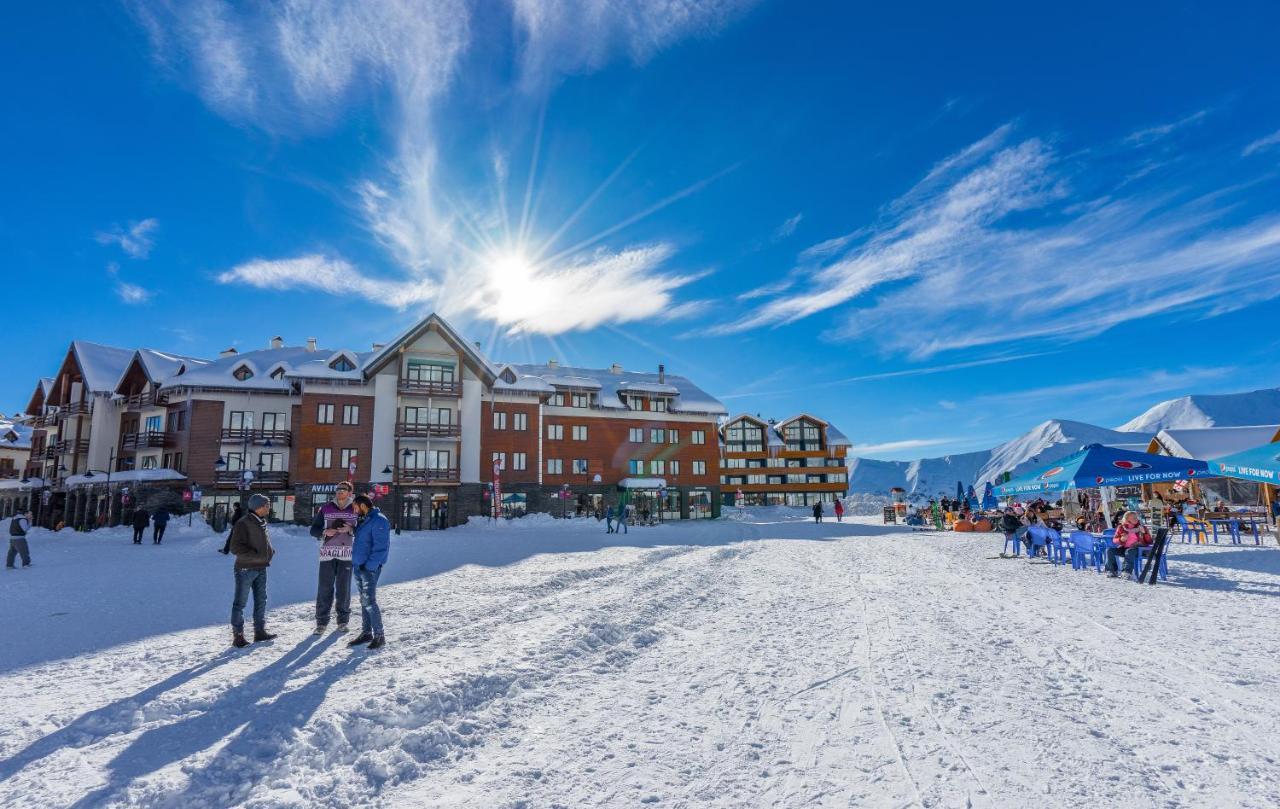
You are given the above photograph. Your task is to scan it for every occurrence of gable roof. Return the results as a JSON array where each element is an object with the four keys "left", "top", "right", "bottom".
[
  {"left": 49, "top": 341, "right": 136, "bottom": 400},
  {"left": 24, "top": 378, "right": 54, "bottom": 415},
  {"left": 495, "top": 363, "right": 726, "bottom": 415},
  {"left": 363, "top": 313, "right": 497, "bottom": 383},
  {"left": 1150, "top": 425, "right": 1280, "bottom": 461}
]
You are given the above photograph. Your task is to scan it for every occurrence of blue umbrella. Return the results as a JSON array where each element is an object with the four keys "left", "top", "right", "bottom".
[
  {"left": 981, "top": 481, "right": 998, "bottom": 510},
  {"left": 956, "top": 481, "right": 964, "bottom": 501},
  {"left": 966, "top": 484, "right": 978, "bottom": 502},
  {"left": 1207, "top": 441, "right": 1280, "bottom": 485},
  {"left": 993, "top": 444, "right": 1209, "bottom": 497}
]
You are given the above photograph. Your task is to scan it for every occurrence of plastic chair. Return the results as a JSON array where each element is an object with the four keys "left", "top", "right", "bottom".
[
  {"left": 1133, "top": 543, "right": 1169, "bottom": 581},
  {"left": 1026, "top": 524, "right": 1051, "bottom": 558},
  {"left": 1175, "top": 514, "right": 1207, "bottom": 544},
  {"left": 1047, "top": 528, "right": 1069, "bottom": 565},
  {"left": 1002, "top": 531, "right": 1021, "bottom": 557},
  {"left": 1069, "top": 531, "right": 1102, "bottom": 572}
]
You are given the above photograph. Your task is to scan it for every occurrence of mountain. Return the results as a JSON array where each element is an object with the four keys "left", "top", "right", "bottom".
[{"left": 1118, "top": 387, "right": 1280, "bottom": 433}]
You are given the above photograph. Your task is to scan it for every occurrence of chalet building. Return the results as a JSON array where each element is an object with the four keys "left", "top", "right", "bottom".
[
  {"left": 0, "top": 416, "right": 34, "bottom": 517},
  {"left": 718, "top": 414, "right": 851, "bottom": 507},
  {"left": 15, "top": 313, "right": 732, "bottom": 529}
]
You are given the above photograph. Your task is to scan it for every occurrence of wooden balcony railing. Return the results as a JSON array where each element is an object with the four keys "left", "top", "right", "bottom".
[
  {"left": 56, "top": 402, "right": 91, "bottom": 420},
  {"left": 397, "top": 467, "right": 460, "bottom": 484},
  {"left": 397, "top": 379, "right": 462, "bottom": 397},
  {"left": 120, "top": 431, "right": 168, "bottom": 451},
  {"left": 219, "top": 428, "right": 293, "bottom": 446},
  {"left": 213, "top": 470, "right": 290, "bottom": 488},
  {"left": 123, "top": 390, "right": 167, "bottom": 411},
  {"left": 395, "top": 421, "right": 461, "bottom": 438},
  {"left": 53, "top": 439, "right": 90, "bottom": 455}
]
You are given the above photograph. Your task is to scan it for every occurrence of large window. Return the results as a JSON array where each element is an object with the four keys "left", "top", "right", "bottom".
[
  {"left": 405, "top": 357, "right": 455, "bottom": 384},
  {"left": 691, "top": 430, "right": 706, "bottom": 445},
  {"left": 627, "top": 397, "right": 643, "bottom": 411},
  {"left": 629, "top": 427, "right": 644, "bottom": 443},
  {"left": 784, "top": 420, "right": 823, "bottom": 451},
  {"left": 492, "top": 411, "right": 507, "bottom": 430},
  {"left": 547, "top": 424, "right": 563, "bottom": 440},
  {"left": 316, "top": 404, "right": 334, "bottom": 425},
  {"left": 314, "top": 448, "right": 332, "bottom": 468},
  {"left": 651, "top": 398, "right": 667, "bottom": 412},
  {"left": 225, "top": 451, "right": 245, "bottom": 471},
  {"left": 650, "top": 460, "right": 665, "bottom": 475},
  {"left": 512, "top": 452, "right": 527, "bottom": 471},
  {"left": 572, "top": 425, "right": 588, "bottom": 441},
  {"left": 629, "top": 459, "right": 643, "bottom": 474},
  {"left": 650, "top": 428, "right": 665, "bottom": 443},
  {"left": 571, "top": 392, "right": 590, "bottom": 408},
  {"left": 330, "top": 355, "right": 355, "bottom": 372},
  {"left": 141, "top": 455, "right": 158, "bottom": 469},
  {"left": 228, "top": 411, "right": 249, "bottom": 430},
  {"left": 342, "top": 405, "right": 359, "bottom": 425},
  {"left": 513, "top": 412, "right": 527, "bottom": 431},
  {"left": 144, "top": 415, "right": 162, "bottom": 433},
  {"left": 669, "top": 460, "right": 680, "bottom": 476},
  {"left": 546, "top": 458, "right": 563, "bottom": 475},
  {"left": 166, "top": 410, "right": 186, "bottom": 432},
  {"left": 549, "top": 393, "right": 565, "bottom": 407},
  {"left": 572, "top": 458, "right": 589, "bottom": 474},
  {"left": 262, "top": 412, "right": 284, "bottom": 431},
  {"left": 668, "top": 429, "right": 679, "bottom": 444},
  {"left": 724, "top": 421, "right": 764, "bottom": 452},
  {"left": 260, "top": 452, "right": 284, "bottom": 472},
  {"left": 491, "top": 451, "right": 506, "bottom": 470},
  {"left": 692, "top": 460, "right": 707, "bottom": 475},
  {"left": 340, "top": 448, "right": 358, "bottom": 469}
]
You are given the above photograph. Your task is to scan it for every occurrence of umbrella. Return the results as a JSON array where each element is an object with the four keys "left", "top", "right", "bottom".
[
  {"left": 1207, "top": 441, "right": 1280, "bottom": 485},
  {"left": 966, "top": 484, "right": 977, "bottom": 502},
  {"left": 993, "top": 444, "right": 1209, "bottom": 497},
  {"left": 956, "top": 481, "right": 964, "bottom": 501},
  {"left": 981, "top": 481, "right": 998, "bottom": 510}
]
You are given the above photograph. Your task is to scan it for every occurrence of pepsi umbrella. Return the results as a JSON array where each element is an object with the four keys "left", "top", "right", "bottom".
[
  {"left": 993, "top": 444, "right": 1209, "bottom": 497},
  {"left": 981, "top": 481, "right": 998, "bottom": 510},
  {"left": 1207, "top": 441, "right": 1280, "bottom": 485},
  {"left": 966, "top": 484, "right": 978, "bottom": 502},
  {"left": 956, "top": 481, "right": 965, "bottom": 501}
]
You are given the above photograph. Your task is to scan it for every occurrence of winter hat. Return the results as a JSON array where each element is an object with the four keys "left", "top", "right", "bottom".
[{"left": 247, "top": 494, "right": 271, "bottom": 511}]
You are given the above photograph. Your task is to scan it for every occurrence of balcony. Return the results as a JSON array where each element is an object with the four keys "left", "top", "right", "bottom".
[
  {"left": 395, "top": 421, "right": 461, "bottom": 438},
  {"left": 219, "top": 428, "right": 293, "bottom": 446},
  {"left": 397, "top": 467, "right": 460, "bottom": 484},
  {"left": 121, "top": 431, "right": 168, "bottom": 451},
  {"left": 34, "top": 412, "right": 57, "bottom": 427},
  {"left": 123, "top": 390, "right": 167, "bottom": 411},
  {"left": 56, "top": 402, "right": 91, "bottom": 420},
  {"left": 54, "top": 439, "right": 90, "bottom": 456},
  {"left": 397, "top": 378, "right": 461, "bottom": 397},
  {"left": 213, "top": 470, "right": 290, "bottom": 488}
]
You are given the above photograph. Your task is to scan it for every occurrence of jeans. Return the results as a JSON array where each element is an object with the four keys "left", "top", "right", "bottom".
[
  {"left": 133, "top": 527, "right": 145, "bottom": 543},
  {"left": 153, "top": 523, "right": 167, "bottom": 543},
  {"left": 1106, "top": 546, "right": 1140, "bottom": 575},
  {"left": 231, "top": 568, "right": 269, "bottom": 632},
  {"left": 355, "top": 565, "right": 384, "bottom": 636},
  {"left": 605, "top": 517, "right": 614, "bottom": 533},
  {"left": 7, "top": 538, "right": 31, "bottom": 567},
  {"left": 316, "top": 559, "right": 353, "bottom": 626}
]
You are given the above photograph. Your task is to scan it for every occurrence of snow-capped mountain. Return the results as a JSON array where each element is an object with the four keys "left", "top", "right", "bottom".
[
  {"left": 848, "top": 419, "right": 1149, "bottom": 498},
  {"left": 1118, "top": 387, "right": 1280, "bottom": 433}
]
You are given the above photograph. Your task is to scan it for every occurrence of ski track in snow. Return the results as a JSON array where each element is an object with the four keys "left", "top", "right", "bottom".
[{"left": 1, "top": 514, "right": 1279, "bottom": 808}]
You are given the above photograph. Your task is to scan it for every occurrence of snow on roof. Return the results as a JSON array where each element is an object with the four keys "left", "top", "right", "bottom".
[
  {"left": 825, "top": 425, "right": 852, "bottom": 447},
  {"left": 497, "top": 363, "right": 726, "bottom": 414},
  {"left": 1154, "top": 425, "right": 1280, "bottom": 461},
  {"left": 39, "top": 378, "right": 54, "bottom": 396},
  {"left": 1, "top": 421, "right": 33, "bottom": 449},
  {"left": 136, "top": 348, "right": 209, "bottom": 385},
  {"left": 723, "top": 413, "right": 851, "bottom": 447},
  {"left": 0, "top": 477, "right": 42, "bottom": 491},
  {"left": 285, "top": 350, "right": 376, "bottom": 381},
  {"left": 64, "top": 468, "right": 187, "bottom": 487},
  {"left": 162, "top": 345, "right": 325, "bottom": 391},
  {"left": 617, "top": 477, "right": 668, "bottom": 489},
  {"left": 363, "top": 313, "right": 498, "bottom": 381},
  {"left": 71, "top": 341, "right": 136, "bottom": 394}
]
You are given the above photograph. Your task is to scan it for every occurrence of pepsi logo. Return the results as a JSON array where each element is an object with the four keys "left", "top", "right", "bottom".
[
  {"left": 1038, "top": 466, "right": 1064, "bottom": 480},
  {"left": 1112, "top": 460, "right": 1151, "bottom": 470}
]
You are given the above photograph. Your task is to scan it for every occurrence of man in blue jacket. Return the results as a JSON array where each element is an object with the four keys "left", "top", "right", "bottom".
[{"left": 347, "top": 494, "right": 390, "bottom": 650}]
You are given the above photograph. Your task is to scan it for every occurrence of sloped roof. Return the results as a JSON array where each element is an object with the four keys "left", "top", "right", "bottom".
[
  {"left": 1, "top": 421, "right": 33, "bottom": 450},
  {"left": 363, "top": 313, "right": 497, "bottom": 383},
  {"left": 496, "top": 363, "right": 726, "bottom": 415},
  {"left": 136, "top": 349, "right": 209, "bottom": 385},
  {"left": 163, "top": 345, "right": 325, "bottom": 392},
  {"left": 70, "top": 341, "right": 136, "bottom": 394},
  {"left": 1152, "top": 425, "right": 1280, "bottom": 461}
]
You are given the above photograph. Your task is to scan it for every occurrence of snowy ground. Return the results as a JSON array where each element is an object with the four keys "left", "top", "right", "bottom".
[{"left": 2, "top": 512, "right": 1279, "bottom": 808}]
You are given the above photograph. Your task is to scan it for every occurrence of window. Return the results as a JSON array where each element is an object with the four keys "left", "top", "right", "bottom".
[
  {"left": 513, "top": 412, "right": 527, "bottom": 431},
  {"left": 340, "top": 448, "right": 358, "bottom": 469},
  {"left": 342, "top": 405, "right": 359, "bottom": 425},
  {"left": 669, "top": 460, "right": 680, "bottom": 476},
  {"left": 405, "top": 357, "right": 455, "bottom": 385},
  {"left": 144, "top": 415, "right": 162, "bottom": 433},
  {"left": 650, "top": 428, "right": 665, "bottom": 443},
  {"left": 228, "top": 411, "right": 249, "bottom": 430},
  {"left": 259, "top": 452, "right": 284, "bottom": 472},
  {"left": 691, "top": 430, "right": 706, "bottom": 445},
  {"left": 435, "top": 407, "right": 453, "bottom": 425},
  {"left": 491, "top": 451, "right": 506, "bottom": 470},
  {"left": 572, "top": 458, "right": 589, "bottom": 474},
  {"left": 546, "top": 458, "right": 563, "bottom": 475},
  {"left": 629, "top": 427, "right": 644, "bottom": 443},
  {"left": 512, "top": 452, "right": 527, "bottom": 471},
  {"left": 724, "top": 458, "right": 746, "bottom": 469},
  {"left": 166, "top": 410, "right": 186, "bottom": 432},
  {"left": 571, "top": 392, "right": 589, "bottom": 408},
  {"left": 492, "top": 411, "right": 508, "bottom": 430},
  {"left": 402, "top": 449, "right": 427, "bottom": 469},
  {"left": 225, "top": 451, "right": 245, "bottom": 471},
  {"left": 651, "top": 398, "right": 667, "bottom": 412},
  {"left": 627, "top": 397, "right": 644, "bottom": 411},
  {"left": 650, "top": 460, "right": 665, "bottom": 475},
  {"left": 692, "top": 460, "right": 706, "bottom": 475},
  {"left": 270, "top": 367, "right": 286, "bottom": 380},
  {"left": 547, "top": 424, "right": 563, "bottom": 440},
  {"left": 317, "top": 403, "right": 334, "bottom": 424},
  {"left": 233, "top": 364, "right": 254, "bottom": 381},
  {"left": 429, "top": 449, "right": 451, "bottom": 470},
  {"left": 572, "top": 425, "right": 588, "bottom": 441},
  {"left": 262, "top": 412, "right": 284, "bottom": 431},
  {"left": 629, "top": 459, "right": 643, "bottom": 474},
  {"left": 668, "top": 429, "right": 679, "bottom": 444},
  {"left": 314, "top": 448, "right": 332, "bottom": 468},
  {"left": 330, "top": 355, "right": 356, "bottom": 372},
  {"left": 141, "top": 455, "right": 158, "bottom": 469},
  {"left": 549, "top": 393, "right": 565, "bottom": 407},
  {"left": 403, "top": 406, "right": 427, "bottom": 425}
]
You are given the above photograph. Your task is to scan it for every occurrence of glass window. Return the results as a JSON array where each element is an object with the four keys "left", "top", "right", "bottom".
[
  {"left": 315, "top": 448, "right": 332, "bottom": 468},
  {"left": 650, "top": 460, "right": 665, "bottom": 475},
  {"left": 513, "top": 412, "right": 527, "bottom": 431},
  {"left": 572, "top": 425, "right": 587, "bottom": 441},
  {"left": 317, "top": 404, "right": 334, "bottom": 424},
  {"left": 513, "top": 452, "right": 527, "bottom": 471},
  {"left": 546, "top": 458, "right": 563, "bottom": 474},
  {"left": 144, "top": 415, "right": 162, "bottom": 433},
  {"left": 571, "top": 392, "right": 589, "bottom": 408},
  {"left": 629, "top": 427, "right": 644, "bottom": 442},
  {"left": 491, "top": 451, "right": 506, "bottom": 470},
  {"left": 225, "top": 451, "right": 244, "bottom": 471},
  {"left": 691, "top": 430, "right": 705, "bottom": 445},
  {"left": 651, "top": 398, "right": 667, "bottom": 412},
  {"left": 330, "top": 355, "right": 356, "bottom": 372},
  {"left": 669, "top": 460, "right": 680, "bottom": 476},
  {"left": 228, "top": 411, "right": 248, "bottom": 430},
  {"left": 549, "top": 393, "right": 565, "bottom": 407},
  {"left": 141, "top": 455, "right": 158, "bottom": 469},
  {"left": 669, "top": 429, "right": 679, "bottom": 444},
  {"left": 340, "top": 448, "right": 358, "bottom": 468},
  {"left": 342, "top": 405, "right": 359, "bottom": 425},
  {"left": 572, "top": 458, "right": 589, "bottom": 474},
  {"left": 629, "top": 459, "right": 643, "bottom": 474},
  {"left": 492, "top": 411, "right": 507, "bottom": 430},
  {"left": 692, "top": 460, "right": 706, "bottom": 475},
  {"left": 429, "top": 449, "right": 451, "bottom": 469},
  {"left": 259, "top": 452, "right": 284, "bottom": 472},
  {"left": 547, "top": 424, "right": 563, "bottom": 440},
  {"left": 628, "top": 397, "right": 643, "bottom": 411},
  {"left": 262, "top": 412, "right": 283, "bottom": 431},
  {"left": 405, "top": 357, "right": 455, "bottom": 384},
  {"left": 402, "top": 449, "right": 427, "bottom": 469},
  {"left": 650, "top": 428, "right": 665, "bottom": 443},
  {"left": 233, "top": 365, "right": 253, "bottom": 381}
]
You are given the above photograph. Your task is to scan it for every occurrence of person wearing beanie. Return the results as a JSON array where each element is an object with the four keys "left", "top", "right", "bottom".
[
  {"left": 308, "top": 480, "right": 357, "bottom": 633},
  {"left": 347, "top": 494, "right": 391, "bottom": 650},
  {"left": 228, "top": 494, "right": 277, "bottom": 647}
]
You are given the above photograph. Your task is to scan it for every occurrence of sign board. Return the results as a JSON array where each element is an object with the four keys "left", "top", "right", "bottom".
[
  {"left": 182, "top": 490, "right": 192, "bottom": 503},
  {"left": 883, "top": 506, "right": 897, "bottom": 524},
  {"left": 191, "top": 488, "right": 202, "bottom": 502}
]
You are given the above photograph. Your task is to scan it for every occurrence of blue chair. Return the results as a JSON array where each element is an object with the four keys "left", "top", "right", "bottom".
[
  {"left": 1046, "top": 528, "right": 1069, "bottom": 565},
  {"left": 1003, "top": 531, "right": 1021, "bottom": 557},
  {"left": 1175, "top": 514, "right": 1207, "bottom": 544},
  {"left": 1026, "top": 524, "right": 1051, "bottom": 558},
  {"left": 1133, "top": 543, "right": 1169, "bottom": 581},
  {"left": 1069, "top": 531, "right": 1102, "bottom": 572}
]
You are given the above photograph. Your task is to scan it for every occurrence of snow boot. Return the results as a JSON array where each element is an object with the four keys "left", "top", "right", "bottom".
[
  {"left": 313, "top": 625, "right": 326, "bottom": 635},
  {"left": 232, "top": 632, "right": 249, "bottom": 648},
  {"left": 253, "top": 628, "right": 278, "bottom": 643},
  {"left": 367, "top": 635, "right": 386, "bottom": 650},
  {"left": 336, "top": 622, "right": 348, "bottom": 633},
  {"left": 347, "top": 632, "right": 373, "bottom": 647}
]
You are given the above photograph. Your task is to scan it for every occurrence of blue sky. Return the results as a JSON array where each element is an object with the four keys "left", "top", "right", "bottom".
[{"left": 5, "top": 1, "right": 1280, "bottom": 459}]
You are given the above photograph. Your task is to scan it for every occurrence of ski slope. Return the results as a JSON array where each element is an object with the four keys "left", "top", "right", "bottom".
[{"left": 1, "top": 514, "right": 1278, "bottom": 808}]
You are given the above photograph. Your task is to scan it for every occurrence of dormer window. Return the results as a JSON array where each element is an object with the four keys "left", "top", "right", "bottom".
[
  {"left": 270, "top": 367, "right": 286, "bottom": 380},
  {"left": 233, "top": 365, "right": 254, "bottom": 381},
  {"left": 330, "top": 356, "right": 356, "bottom": 372}
]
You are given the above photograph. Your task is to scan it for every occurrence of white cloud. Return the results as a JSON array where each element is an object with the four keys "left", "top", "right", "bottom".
[
  {"left": 1242, "top": 128, "right": 1280, "bottom": 157},
  {"left": 938, "top": 400, "right": 957, "bottom": 410},
  {"left": 95, "top": 218, "right": 159, "bottom": 258},
  {"left": 711, "top": 125, "right": 1280, "bottom": 358},
  {"left": 216, "top": 255, "right": 436, "bottom": 308},
  {"left": 772, "top": 212, "right": 803, "bottom": 241},
  {"left": 1123, "top": 108, "right": 1210, "bottom": 145},
  {"left": 106, "top": 262, "right": 153, "bottom": 304}
]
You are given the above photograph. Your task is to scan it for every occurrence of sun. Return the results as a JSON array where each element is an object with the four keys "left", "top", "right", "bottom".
[{"left": 485, "top": 249, "right": 555, "bottom": 325}]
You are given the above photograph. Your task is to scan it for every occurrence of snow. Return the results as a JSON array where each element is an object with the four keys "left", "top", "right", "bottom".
[
  {"left": 63, "top": 469, "right": 188, "bottom": 487},
  {"left": 500, "top": 363, "right": 728, "bottom": 415},
  {"left": 1119, "top": 387, "right": 1280, "bottom": 432},
  {"left": 1154, "top": 425, "right": 1280, "bottom": 460},
  {"left": 70, "top": 341, "right": 137, "bottom": 395},
  {"left": 3, "top": 514, "right": 1280, "bottom": 808}
]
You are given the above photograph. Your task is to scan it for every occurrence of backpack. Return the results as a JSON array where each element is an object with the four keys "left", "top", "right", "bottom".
[{"left": 9, "top": 517, "right": 26, "bottom": 537}]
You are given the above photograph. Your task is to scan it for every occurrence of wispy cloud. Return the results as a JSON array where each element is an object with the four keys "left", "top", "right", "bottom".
[
  {"left": 772, "top": 212, "right": 803, "bottom": 241},
  {"left": 131, "top": 1, "right": 753, "bottom": 336},
  {"left": 106, "top": 262, "right": 153, "bottom": 304},
  {"left": 216, "top": 255, "right": 436, "bottom": 307},
  {"left": 1123, "top": 108, "right": 1210, "bottom": 145},
  {"left": 710, "top": 124, "right": 1280, "bottom": 358},
  {"left": 95, "top": 218, "right": 158, "bottom": 258},
  {"left": 1243, "top": 128, "right": 1280, "bottom": 157}
]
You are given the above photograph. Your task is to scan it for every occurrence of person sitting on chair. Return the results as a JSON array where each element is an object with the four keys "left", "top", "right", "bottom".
[{"left": 1106, "top": 510, "right": 1152, "bottom": 578}]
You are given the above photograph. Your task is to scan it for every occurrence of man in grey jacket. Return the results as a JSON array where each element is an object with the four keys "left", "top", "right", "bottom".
[
  {"left": 7, "top": 510, "right": 33, "bottom": 568},
  {"left": 228, "top": 494, "right": 278, "bottom": 648}
]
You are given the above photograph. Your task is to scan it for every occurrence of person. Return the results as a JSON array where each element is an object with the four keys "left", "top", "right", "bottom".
[
  {"left": 151, "top": 506, "right": 171, "bottom": 544},
  {"left": 1106, "top": 510, "right": 1152, "bottom": 578},
  {"left": 348, "top": 494, "right": 390, "bottom": 650},
  {"left": 999, "top": 508, "right": 1023, "bottom": 554},
  {"left": 833, "top": 498, "right": 845, "bottom": 523},
  {"left": 220, "top": 502, "right": 244, "bottom": 554},
  {"left": 620, "top": 502, "right": 631, "bottom": 534},
  {"left": 130, "top": 506, "right": 149, "bottom": 544},
  {"left": 7, "top": 510, "right": 33, "bottom": 568},
  {"left": 1272, "top": 497, "right": 1280, "bottom": 526},
  {"left": 605, "top": 504, "right": 615, "bottom": 534},
  {"left": 940, "top": 496, "right": 951, "bottom": 515},
  {"left": 812, "top": 500, "right": 823, "bottom": 523},
  {"left": 228, "top": 494, "right": 277, "bottom": 647},
  {"left": 309, "top": 482, "right": 356, "bottom": 633}
]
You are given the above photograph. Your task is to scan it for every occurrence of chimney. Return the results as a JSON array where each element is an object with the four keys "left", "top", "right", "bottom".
[
  {"left": 609, "top": 363, "right": 623, "bottom": 375},
  {"left": 658, "top": 363, "right": 665, "bottom": 384},
  {"left": 306, "top": 337, "right": 318, "bottom": 352},
  {"left": 548, "top": 359, "right": 558, "bottom": 369},
  {"left": 219, "top": 347, "right": 238, "bottom": 358},
  {"left": 372, "top": 342, "right": 385, "bottom": 351},
  {"left": 270, "top": 336, "right": 284, "bottom": 349}
]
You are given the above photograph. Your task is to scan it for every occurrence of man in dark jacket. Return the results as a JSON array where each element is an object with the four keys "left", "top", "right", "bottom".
[
  {"left": 130, "top": 507, "right": 149, "bottom": 544},
  {"left": 152, "top": 506, "right": 171, "bottom": 544},
  {"left": 812, "top": 501, "right": 823, "bottom": 523},
  {"left": 219, "top": 502, "right": 244, "bottom": 555},
  {"left": 348, "top": 495, "right": 391, "bottom": 649},
  {"left": 228, "top": 494, "right": 277, "bottom": 647},
  {"left": 7, "top": 510, "right": 33, "bottom": 568}
]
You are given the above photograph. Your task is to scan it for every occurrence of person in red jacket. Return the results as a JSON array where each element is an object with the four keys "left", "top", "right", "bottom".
[
  {"left": 1106, "top": 510, "right": 1152, "bottom": 578},
  {"left": 833, "top": 499, "right": 845, "bottom": 522}
]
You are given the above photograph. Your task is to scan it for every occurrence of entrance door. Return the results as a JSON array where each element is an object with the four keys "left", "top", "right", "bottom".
[
  {"left": 429, "top": 493, "right": 450, "bottom": 530},
  {"left": 402, "top": 493, "right": 423, "bottom": 531}
]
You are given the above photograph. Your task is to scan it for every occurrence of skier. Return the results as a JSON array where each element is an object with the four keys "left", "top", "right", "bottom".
[
  {"left": 605, "top": 504, "right": 615, "bottom": 534},
  {"left": 833, "top": 498, "right": 845, "bottom": 523},
  {"left": 7, "top": 509, "right": 33, "bottom": 568},
  {"left": 219, "top": 502, "right": 244, "bottom": 555},
  {"left": 151, "top": 506, "right": 171, "bottom": 544},
  {"left": 309, "top": 481, "right": 356, "bottom": 633},
  {"left": 812, "top": 500, "right": 823, "bottom": 523},
  {"left": 130, "top": 506, "right": 149, "bottom": 544},
  {"left": 348, "top": 494, "right": 390, "bottom": 650},
  {"left": 1106, "top": 511, "right": 1152, "bottom": 578},
  {"left": 228, "top": 494, "right": 277, "bottom": 647}
]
